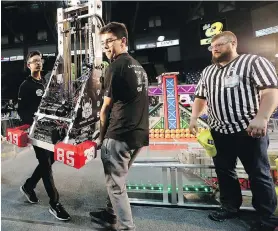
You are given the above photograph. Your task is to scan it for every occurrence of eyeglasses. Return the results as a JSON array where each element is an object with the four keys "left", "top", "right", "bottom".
[
  {"left": 28, "top": 59, "right": 45, "bottom": 64},
  {"left": 208, "top": 41, "right": 232, "bottom": 52},
  {"left": 101, "top": 38, "right": 119, "bottom": 49}
]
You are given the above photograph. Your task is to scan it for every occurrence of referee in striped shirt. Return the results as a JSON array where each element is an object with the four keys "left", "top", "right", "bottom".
[{"left": 190, "top": 31, "right": 278, "bottom": 231}]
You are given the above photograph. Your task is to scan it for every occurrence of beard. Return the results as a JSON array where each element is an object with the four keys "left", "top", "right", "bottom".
[{"left": 212, "top": 50, "right": 232, "bottom": 64}]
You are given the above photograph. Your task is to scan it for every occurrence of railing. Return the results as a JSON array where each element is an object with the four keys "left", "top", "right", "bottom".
[
  {"left": 269, "top": 118, "right": 278, "bottom": 132},
  {"left": 1, "top": 114, "right": 21, "bottom": 137},
  {"left": 126, "top": 139, "right": 278, "bottom": 210},
  {"left": 127, "top": 159, "right": 277, "bottom": 209}
]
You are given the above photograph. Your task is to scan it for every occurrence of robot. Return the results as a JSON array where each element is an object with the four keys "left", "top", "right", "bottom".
[{"left": 7, "top": 0, "right": 105, "bottom": 169}]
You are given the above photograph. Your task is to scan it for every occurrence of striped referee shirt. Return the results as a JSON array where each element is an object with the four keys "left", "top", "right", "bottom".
[{"left": 195, "top": 54, "right": 278, "bottom": 134}]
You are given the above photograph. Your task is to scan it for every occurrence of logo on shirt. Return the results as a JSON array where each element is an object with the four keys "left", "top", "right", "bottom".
[
  {"left": 81, "top": 98, "right": 93, "bottom": 119},
  {"left": 36, "top": 89, "right": 43, "bottom": 96},
  {"left": 135, "top": 70, "right": 148, "bottom": 92}
]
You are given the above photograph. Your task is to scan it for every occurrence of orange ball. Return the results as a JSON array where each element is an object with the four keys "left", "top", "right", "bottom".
[
  {"left": 171, "top": 129, "right": 176, "bottom": 134},
  {"left": 185, "top": 134, "right": 190, "bottom": 138},
  {"left": 176, "top": 134, "right": 180, "bottom": 139},
  {"left": 176, "top": 129, "right": 180, "bottom": 134},
  {"left": 180, "top": 129, "right": 185, "bottom": 134},
  {"left": 159, "top": 133, "right": 165, "bottom": 138},
  {"left": 155, "top": 129, "right": 160, "bottom": 134},
  {"left": 159, "top": 129, "right": 164, "bottom": 134},
  {"left": 165, "top": 134, "right": 171, "bottom": 139},
  {"left": 150, "top": 129, "right": 154, "bottom": 134},
  {"left": 180, "top": 133, "right": 184, "bottom": 138},
  {"left": 155, "top": 134, "right": 160, "bottom": 138},
  {"left": 171, "top": 134, "right": 176, "bottom": 139},
  {"left": 165, "top": 129, "right": 170, "bottom": 134},
  {"left": 185, "top": 128, "right": 190, "bottom": 134}
]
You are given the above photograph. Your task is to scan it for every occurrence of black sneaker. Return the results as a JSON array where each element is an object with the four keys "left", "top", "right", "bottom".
[
  {"left": 49, "top": 203, "right": 71, "bottom": 221},
  {"left": 250, "top": 222, "right": 276, "bottom": 231},
  {"left": 208, "top": 207, "right": 239, "bottom": 222},
  {"left": 90, "top": 210, "right": 117, "bottom": 227},
  {"left": 20, "top": 185, "right": 39, "bottom": 204}
]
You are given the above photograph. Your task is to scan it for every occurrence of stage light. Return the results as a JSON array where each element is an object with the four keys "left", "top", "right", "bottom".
[{"left": 157, "top": 36, "right": 165, "bottom": 42}]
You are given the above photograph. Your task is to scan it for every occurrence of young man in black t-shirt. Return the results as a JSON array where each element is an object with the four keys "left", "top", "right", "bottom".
[
  {"left": 89, "top": 22, "right": 149, "bottom": 230},
  {"left": 18, "top": 51, "right": 70, "bottom": 221}
]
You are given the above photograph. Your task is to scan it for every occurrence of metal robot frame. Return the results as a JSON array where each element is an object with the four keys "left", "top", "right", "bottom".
[{"left": 28, "top": 0, "right": 105, "bottom": 152}]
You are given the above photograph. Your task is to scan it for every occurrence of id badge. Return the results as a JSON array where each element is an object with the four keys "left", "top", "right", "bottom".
[{"left": 224, "top": 74, "right": 240, "bottom": 88}]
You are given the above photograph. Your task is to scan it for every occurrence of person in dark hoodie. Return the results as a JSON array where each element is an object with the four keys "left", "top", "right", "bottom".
[{"left": 18, "top": 51, "right": 71, "bottom": 221}]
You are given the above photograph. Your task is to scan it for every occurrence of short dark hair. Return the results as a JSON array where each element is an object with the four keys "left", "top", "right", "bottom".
[
  {"left": 26, "top": 50, "right": 42, "bottom": 62},
  {"left": 99, "top": 22, "right": 128, "bottom": 45}
]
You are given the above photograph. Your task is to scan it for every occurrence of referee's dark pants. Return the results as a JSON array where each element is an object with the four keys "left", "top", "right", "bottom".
[
  {"left": 211, "top": 130, "right": 278, "bottom": 228},
  {"left": 24, "top": 146, "right": 59, "bottom": 205}
]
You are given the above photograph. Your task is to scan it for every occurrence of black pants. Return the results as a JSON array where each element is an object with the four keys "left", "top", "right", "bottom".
[
  {"left": 211, "top": 130, "right": 278, "bottom": 228},
  {"left": 24, "top": 146, "right": 59, "bottom": 206}
]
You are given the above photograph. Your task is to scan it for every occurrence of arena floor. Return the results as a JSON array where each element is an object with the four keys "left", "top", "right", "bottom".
[{"left": 2, "top": 139, "right": 278, "bottom": 231}]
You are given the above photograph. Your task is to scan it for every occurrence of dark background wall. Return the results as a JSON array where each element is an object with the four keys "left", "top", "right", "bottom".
[{"left": 1, "top": 1, "right": 278, "bottom": 100}]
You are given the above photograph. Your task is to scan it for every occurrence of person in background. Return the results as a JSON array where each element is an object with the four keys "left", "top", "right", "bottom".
[
  {"left": 18, "top": 50, "right": 71, "bottom": 221},
  {"left": 189, "top": 31, "right": 278, "bottom": 231}
]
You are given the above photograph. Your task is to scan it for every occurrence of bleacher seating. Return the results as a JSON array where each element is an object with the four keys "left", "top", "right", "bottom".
[
  {"left": 181, "top": 70, "right": 202, "bottom": 84},
  {"left": 1, "top": 99, "right": 21, "bottom": 137}
]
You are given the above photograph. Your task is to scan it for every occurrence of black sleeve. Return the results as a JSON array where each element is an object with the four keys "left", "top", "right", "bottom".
[
  {"left": 122, "top": 63, "right": 146, "bottom": 100},
  {"left": 104, "top": 61, "right": 146, "bottom": 101},
  {"left": 104, "top": 65, "right": 115, "bottom": 99},
  {"left": 17, "top": 81, "right": 32, "bottom": 124}
]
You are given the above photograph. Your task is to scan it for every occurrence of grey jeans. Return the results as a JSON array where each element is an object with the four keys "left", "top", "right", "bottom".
[{"left": 101, "top": 138, "right": 138, "bottom": 231}]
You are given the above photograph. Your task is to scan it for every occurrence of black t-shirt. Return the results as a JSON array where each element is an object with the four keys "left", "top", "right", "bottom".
[
  {"left": 18, "top": 76, "right": 45, "bottom": 125},
  {"left": 104, "top": 53, "right": 149, "bottom": 149}
]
